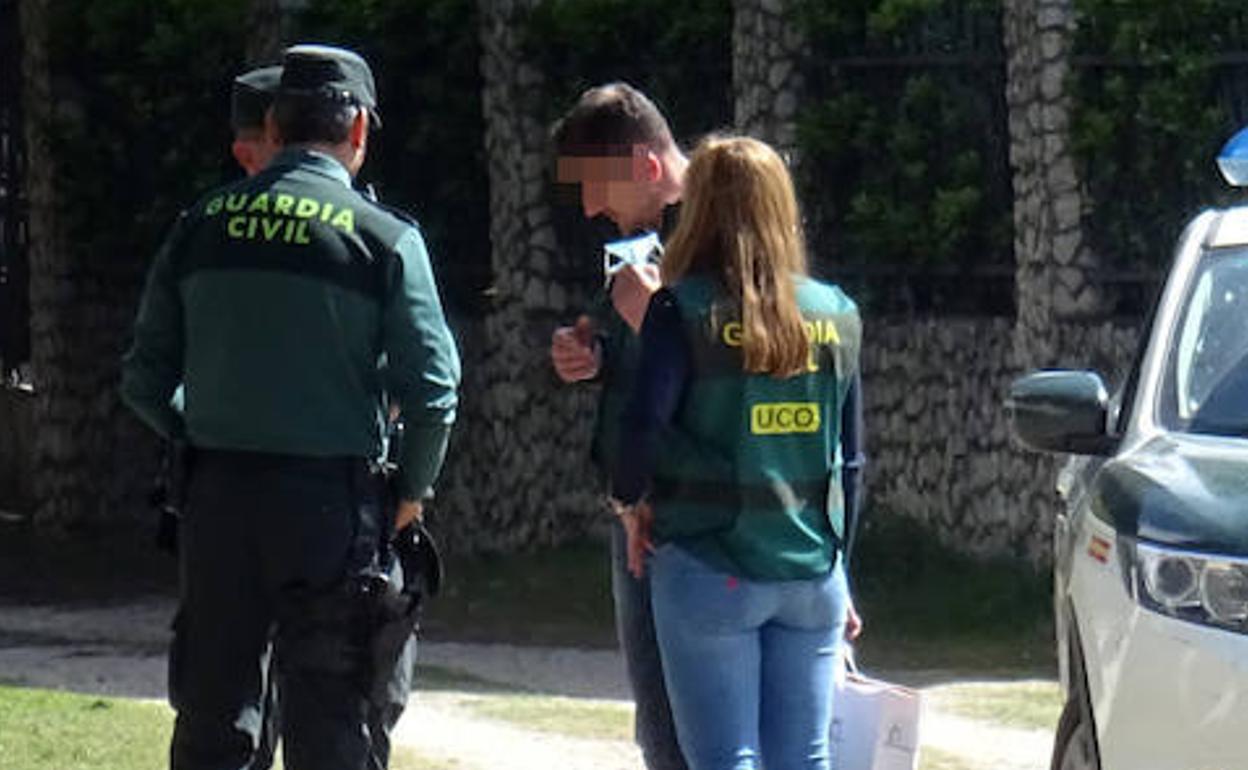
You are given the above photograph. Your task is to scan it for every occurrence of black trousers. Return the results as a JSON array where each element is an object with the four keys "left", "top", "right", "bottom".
[{"left": 169, "top": 451, "right": 408, "bottom": 770}]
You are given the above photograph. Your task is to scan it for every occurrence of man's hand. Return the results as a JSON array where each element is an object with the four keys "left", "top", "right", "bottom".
[
  {"left": 551, "top": 315, "right": 601, "bottom": 382},
  {"left": 610, "top": 263, "right": 661, "bottom": 334},
  {"left": 395, "top": 499, "right": 423, "bottom": 533},
  {"left": 845, "top": 600, "right": 864, "bottom": 642},
  {"left": 621, "top": 501, "right": 656, "bottom": 579}
]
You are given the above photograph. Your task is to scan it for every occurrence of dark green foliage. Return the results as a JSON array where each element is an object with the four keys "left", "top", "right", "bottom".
[
  {"left": 523, "top": 0, "right": 733, "bottom": 141},
  {"left": 799, "top": 73, "right": 1009, "bottom": 269},
  {"left": 44, "top": 0, "right": 251, "bottom": 276},
  {"left": 794, "top": 0, "right": 1014, "bottom": 314},
  {"left": 37, "top": 0, "right": 490, "bottom": 316},
  {"left": 297, "top": 0, "right": 491, "bottom": 316},
  {"left": 795, "top": 0, "right": 1001, "bottom": 55},
  {"left": 1072, "top": 0, "right": 1248, "bottom": 271}
]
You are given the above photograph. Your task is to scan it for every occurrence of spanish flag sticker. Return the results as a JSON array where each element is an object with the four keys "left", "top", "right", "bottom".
[{"left": 1088, "top": 535, "right": 1112, "bottom": 564}]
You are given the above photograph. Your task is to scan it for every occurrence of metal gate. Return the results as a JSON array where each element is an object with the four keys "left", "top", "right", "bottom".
[{"left": 0, "top": 0, "right": 29, "bottom": 384}]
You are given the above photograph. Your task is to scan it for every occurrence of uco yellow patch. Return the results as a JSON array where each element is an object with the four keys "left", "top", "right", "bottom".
[{"left": 750, "top": 402, "right": 820, "bottom": 435}]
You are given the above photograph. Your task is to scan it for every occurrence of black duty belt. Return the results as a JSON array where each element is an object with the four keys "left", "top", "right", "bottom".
[{"left": 193, "top": 447, "right": 368, "bottom": 476}]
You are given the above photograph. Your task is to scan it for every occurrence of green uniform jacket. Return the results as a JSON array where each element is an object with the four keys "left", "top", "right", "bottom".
[
  {"left": 121, "top": 149, "right": 461, "bottom": 500},
  {"left": 653, "top": 274, "right": 862, "bottom": 580}
]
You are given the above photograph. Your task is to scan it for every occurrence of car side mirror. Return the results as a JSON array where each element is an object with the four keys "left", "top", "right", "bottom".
[{"left": 1006, "top": 370, "right": 1116, "bottom": 455}]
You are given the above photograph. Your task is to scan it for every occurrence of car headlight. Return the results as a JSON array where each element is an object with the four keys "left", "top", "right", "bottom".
[{"left": 1131, "top": 540, "right": 1248, "bottom": 632}]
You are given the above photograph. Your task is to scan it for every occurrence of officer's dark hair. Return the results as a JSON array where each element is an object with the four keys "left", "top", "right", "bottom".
[
  {"left": 552, "top": 82, "right": 675, "bottom": 157},
  {"left": 272, "top": 91, "right": 360, "bottom": 146}
]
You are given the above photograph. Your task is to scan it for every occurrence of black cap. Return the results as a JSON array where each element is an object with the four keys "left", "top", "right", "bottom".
[
  {"left": 230, "top": 65, "right": 281, "bottom": 132},
  {"left": 279, "top": 44, "right": 380, "bottom": 127}
]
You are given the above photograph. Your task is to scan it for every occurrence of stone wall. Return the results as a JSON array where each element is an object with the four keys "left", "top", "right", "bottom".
[
  {"left": 862, "top": 317, "right": 1140, "bottom": 564},
  {"left": 432, "top": 312, "right": 1142, "bottom": 562}
]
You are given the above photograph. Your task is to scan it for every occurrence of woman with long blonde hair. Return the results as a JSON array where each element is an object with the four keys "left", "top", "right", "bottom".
[{"left": 611, "top": 135, "right": 864, "bottom": 770}]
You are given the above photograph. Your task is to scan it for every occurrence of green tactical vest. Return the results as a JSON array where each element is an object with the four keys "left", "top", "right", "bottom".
[{"left": 651, "top": 274, "right": 862, "bottom": 581}]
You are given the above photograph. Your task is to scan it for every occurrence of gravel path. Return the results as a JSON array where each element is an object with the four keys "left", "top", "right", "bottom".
[
  {"left": 0, "top": 596, "right": 1054, "bottom": 770},
  {"left": 403, "top": 691, "right": 642, "bottom": 770},
  {"left": 921, "top": 710, "right": 1054, "bottom": 770}
]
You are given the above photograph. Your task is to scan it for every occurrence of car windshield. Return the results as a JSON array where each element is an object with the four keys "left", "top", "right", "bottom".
[{"left": 1164, "top": 245, "right": 1248, "bottom": 436}]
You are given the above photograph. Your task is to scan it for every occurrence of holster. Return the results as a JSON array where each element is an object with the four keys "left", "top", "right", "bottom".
[
  {"left": 363, "top": 520, "right": 443, "bottom": 709},
  {"left": 273, "top": 446, "right": 444, "bottom": 711},
  {"left": 152, "top": 441, "right": 191, "bottom": 555}
]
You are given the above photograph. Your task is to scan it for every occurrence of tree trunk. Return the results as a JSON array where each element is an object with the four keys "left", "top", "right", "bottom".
[
  {"left": 20, "top": 0, "right": 106, "bottom": 530},
  {"left": 19, "top": 0, "right": 162, "bottom": 534},
  {"left": 245, "top": 0, "right": 290, "bottom": 64},
  {"left": 1002, "top": 0, "right": 1100, "bottom": 561},
  {"left": 433, "top": 0, "right": 601, "bottom": 552},
  {"left": 1005, "top": 0, "right": 1101, "bottom": 370},
  {"left": 1, "top": 0, "right": 29, "bottom": 380},
  {"left": 732, "top": 0, "right": 807, "bottom": 163}
]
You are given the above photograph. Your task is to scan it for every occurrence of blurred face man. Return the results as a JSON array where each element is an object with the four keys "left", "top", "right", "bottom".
[
  {"left": 232, "top": 126, "right": 279, "bottom": 176},
  {"left": 230, "top": 65, "right": 282, "bottom": 177},
  {"left": 557, "top": 147, "right": 671, "bottom": 235},
  {"left": 553, "top": 83, "right": 685, "bottom": 236}
]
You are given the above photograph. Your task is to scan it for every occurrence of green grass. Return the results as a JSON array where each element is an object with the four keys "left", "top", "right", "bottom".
[
  {"left": 0, "top": 686, "right": 171, "bottom": 770},
  {"left": 423, "top": 515, "right": 1057, "bottom": 677},
  {"left": 414, "top": 664, "right": 527, "bottom": 694},
  {"left": 422, "top": 540, "right": 617, "bottom": 648},
  {"left": 458, "top": 692, "right": 633, "bottom": 741},
  {"left": 0, "top": 685, "right": 465, "bottom": 770},
  {"left": 925, "top": 680, "right": 1062, "bottom": 732},
  {"left": 849, "top": 514, "right": 1056, "bottom": 676}
]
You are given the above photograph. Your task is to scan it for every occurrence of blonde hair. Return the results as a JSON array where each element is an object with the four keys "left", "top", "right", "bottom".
[{"left": 662, "top": 135, "right": 809, "bottom": 377}]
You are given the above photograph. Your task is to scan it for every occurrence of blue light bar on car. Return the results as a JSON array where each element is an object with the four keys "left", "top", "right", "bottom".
[{"left": 1217, "top": 126, "right": 1248, "bottom": 187}]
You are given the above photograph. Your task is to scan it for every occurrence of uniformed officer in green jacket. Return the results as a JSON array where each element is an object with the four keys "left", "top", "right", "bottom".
[{"left": 121, "top": 44, "right": 460, "bottom": 770}]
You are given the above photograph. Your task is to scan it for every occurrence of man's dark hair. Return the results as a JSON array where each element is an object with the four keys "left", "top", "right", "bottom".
[
  {"left": 272, "top": 92, "right": 359, "bottom": 146},
  {"left": 552, "top": 82, "right": 675, "bottom": 157}
]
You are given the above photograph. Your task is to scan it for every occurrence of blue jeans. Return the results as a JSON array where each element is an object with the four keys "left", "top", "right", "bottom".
[
  {"left": 650, "top": 544, "right": 848, "bottom": 770},
  {"left": 611, "top": 524, "right": 689, "bottom": 770}
]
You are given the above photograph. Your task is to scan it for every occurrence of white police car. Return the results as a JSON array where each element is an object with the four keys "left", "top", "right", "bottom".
[{"left": 1007, "top": 129, "right": 1248, "bottom": 770}]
